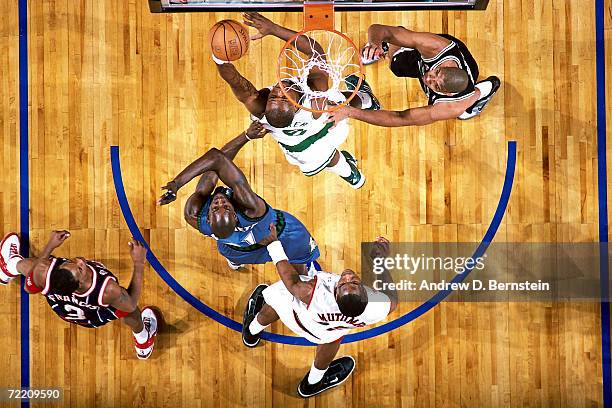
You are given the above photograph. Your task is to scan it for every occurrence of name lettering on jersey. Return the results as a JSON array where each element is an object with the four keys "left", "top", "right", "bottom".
[
  {"left": 316, "top": 312, "right": 366, "bottom": 328},
  {"left": 47, "top": 294, "right": 100, "bottom": 310}
]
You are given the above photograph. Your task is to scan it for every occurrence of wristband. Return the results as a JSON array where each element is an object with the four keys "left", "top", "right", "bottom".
[
  {"left": 212, "top": 55, "right": 230, "bottom": 65},
  {"left": 244, "top": 131, "right": 252, "bottom": 141},
  {"left": 267, "top": 240, "right": 288, "bottom": 265}
]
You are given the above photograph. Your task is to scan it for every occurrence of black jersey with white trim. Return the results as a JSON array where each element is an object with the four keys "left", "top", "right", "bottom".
[
  {"left": 42, "top": 257, "right": 124, "bottom": 328},
  {"left": 417, "top": 34, "right": 480, "bottom": 105}
]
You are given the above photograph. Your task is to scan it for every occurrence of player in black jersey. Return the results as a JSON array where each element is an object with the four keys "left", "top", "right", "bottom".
[
  {"left": 327, "top": 24, "right": 501, "bottom": 127},
  {"left": 0, "top": 230, "right": 160, "bottom": 360}
]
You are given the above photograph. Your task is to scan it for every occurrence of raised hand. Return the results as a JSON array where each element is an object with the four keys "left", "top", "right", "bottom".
[
  {"left": 242, "top": 12, "right": 277, "bottom": 40},
  {"left": 128, "top": 239, "right": 147, "bottom": 265},
  {"left": 258, "top": 223, "right": 278, "bottom": 246},
  {"left": 369, "top": 236, "right": 390, "bottom": 260},
  {"left": 325, "top": 105, "right": 353, "bottom": 127},
  {"left": 47, "top": 230, "right": 71, "bottom": 250},
  {"left": 361, "top": 43, "right": 386, "bottom": 62},
  {"left": 246, "top": 121, "right": 270, "bottom": 140},
  {"left": 158, "top": 181, "right": 179, "bottom": 206}
]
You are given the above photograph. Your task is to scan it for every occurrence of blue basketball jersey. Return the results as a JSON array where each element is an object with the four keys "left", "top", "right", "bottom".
[
  {"left": 197, "top": 187, "right": 319, "bottom": 265},
  {"left": 197, "top": 187, "right": 277, "bottom": 248}
]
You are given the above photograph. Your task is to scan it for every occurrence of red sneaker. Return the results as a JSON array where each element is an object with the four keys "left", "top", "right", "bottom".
[
  {"left": 0, "top": 233, "right": 22, "bottom": 284},
  {"left": 134, "top": 306, "right": 159, "bottom": 360}
]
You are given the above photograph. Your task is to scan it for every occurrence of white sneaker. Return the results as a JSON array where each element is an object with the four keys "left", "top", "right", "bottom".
[
  {"left": 134, "top": 307, "right": 159, "bottom": 360},
  {"left": 227, "top": 258, "right": 244, "bottom": 271},
  {"left": 0, "top": 233, "right": 22, "bottom": 284}
]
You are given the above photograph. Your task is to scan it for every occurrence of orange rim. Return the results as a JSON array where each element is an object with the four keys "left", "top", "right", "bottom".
[{"left": 277, "top": 28, "right": 364, "bottom": 114}]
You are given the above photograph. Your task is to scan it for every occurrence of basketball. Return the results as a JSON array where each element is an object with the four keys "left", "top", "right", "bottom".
[{"left": 209, "top": 20, "right": 250, "bottom": 61}]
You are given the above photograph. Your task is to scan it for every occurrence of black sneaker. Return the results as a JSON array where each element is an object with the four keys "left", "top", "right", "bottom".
[
  {"left": 242, "top": 284, "right": 268, "bottom": 348},
  {"left": 297, "top": 356, "right": 356, "bottom": 398},
  {"left": 344, "top": 74, "right": 381, "bottom": 110},
  {"left": 458, "top": 76, "right": 501, "bottom": 120},
  {"left": 340, "top": 151, "right": 366, "bottom": 189}
]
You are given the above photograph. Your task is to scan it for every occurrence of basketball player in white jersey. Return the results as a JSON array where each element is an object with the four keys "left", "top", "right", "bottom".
[
  {"left": 0, "top": 230, "right": 160, "bottom": 359},
  {"left": 327, "top": 24, "right": 501, "bottom": 126},
  {"left": 214, "top": 12, "right": 380, "bottom": 189},
  {"left": 242, "top": 227, "right": 397, "bottom": 397}
]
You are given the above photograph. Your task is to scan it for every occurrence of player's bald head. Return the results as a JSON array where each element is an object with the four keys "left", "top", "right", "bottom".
[
  {"left": 265, "top": 83, "right": 297, "bottom": 128},
  {"left": 439, "top": 67, "right": 469, "bottom": 93},
  {"left": 207, "top": 192, "right": 237, "bottom": 239},
  {"left": 265, "top": 105, "right": 295, "bottom": 128},
  {"left": 335, "top": 269, "right": 368, "bottom": 317}
]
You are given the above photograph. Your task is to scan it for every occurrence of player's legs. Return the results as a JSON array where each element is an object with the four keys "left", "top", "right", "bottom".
[
  {"left": 297, "top": 339, "right": 356, "bottom": 398},
  {"left": 121, "top": 307, "right": 144, "bottom": 333},
  {"left": 343, "top": 75, "right": 381, "bottom": 111},
  {"left": 242, "top": 283, "right": 279, "bottom": 347},
  {"left": 325, "top": 149, "right": 366, "bottom": 189},
  {"left": 122, "top": 306, "right": 160, "bottom": 360},
  {"left": 313, "top": 338, "right": 342, "bottom": 371}
]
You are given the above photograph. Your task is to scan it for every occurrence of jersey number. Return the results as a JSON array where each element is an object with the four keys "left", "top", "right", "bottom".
[
  {"left": 283, "top": 129, "right": 307, "bottom": 137},
  {"left": 64, "top": 305, "right": 86, "bottom": 320}
]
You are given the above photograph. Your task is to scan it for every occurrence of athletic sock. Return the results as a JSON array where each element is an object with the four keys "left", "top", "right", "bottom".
[
  {"left": 249, "top": 314, "right": 268, "bottom": 335},
  {"left": 355, "top": 91, "right": 373, "bottom": 109},
  {"left": 307, "top": 362, "right": 328, "bottom": 384},
  {"left": 6, "top": 256, "right": 23, "bottom": 277},
  {"left": 326, "top": 153, "right": 352, "bottom": 178},
  {"left": 133, "top": 327, "right": 149, "bottom": 344}
]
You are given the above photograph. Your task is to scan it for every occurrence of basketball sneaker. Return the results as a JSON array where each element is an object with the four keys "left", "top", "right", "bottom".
[
  {"left": 344, "top": 74, "right": 381, "bottom": 110},
  {"left": 242, "top": 284, "right": 268, "bottom": 348},
  {"left": 226, "top": 258, "right": 244, "bottom": 271},
  {"left": 458, "top": 76, "right": 501, "bottom": 120},
  {"left": 0, "top": 233, "right": 22, "bottom": 285},
  {"left": 360, "top": 42, "right": 389, "bottom": 65},
  {"left": 340, "top": 151, "right": 366, "bottom": 189},
  {"left": 134, "top": 307, "right": 159, "bottom": 360},
  {"left": 297, "top": 356, "right": 356, "bottom": 398}
]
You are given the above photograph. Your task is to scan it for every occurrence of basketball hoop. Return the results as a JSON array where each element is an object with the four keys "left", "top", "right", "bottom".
[{"left": 277, "top": 2, "right": 364, "bottom": 114}]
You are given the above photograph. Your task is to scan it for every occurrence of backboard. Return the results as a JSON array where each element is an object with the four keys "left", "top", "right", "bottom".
[{"left": 149, "top": 0, "right": 489, "bottom": 12}]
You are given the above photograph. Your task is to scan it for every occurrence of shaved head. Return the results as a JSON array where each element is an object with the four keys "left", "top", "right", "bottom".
[
  {"left": 335, "top": 269, "right": 368, "bottom": 317},
  {"left": 207, "top": 192, "right": 237, "bottom": 239},
  {"left": 440, "top": 67, "right": 469, "bottom": 93}
]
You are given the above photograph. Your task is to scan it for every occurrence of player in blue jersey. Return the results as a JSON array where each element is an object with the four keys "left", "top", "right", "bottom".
[{"left": 158, "top": 122, "right": 320, "bottom": 271}]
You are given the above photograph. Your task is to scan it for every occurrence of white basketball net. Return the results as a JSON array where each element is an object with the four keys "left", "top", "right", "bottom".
[{"left": 278, "top": 30, "right": 363, "bottom": 112}]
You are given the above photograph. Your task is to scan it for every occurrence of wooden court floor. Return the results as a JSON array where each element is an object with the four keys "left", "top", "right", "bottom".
[{"left": 1, "top": 0, "right": 612, "bottom": 406}]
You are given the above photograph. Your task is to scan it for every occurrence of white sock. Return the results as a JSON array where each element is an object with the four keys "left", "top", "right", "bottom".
[
  {"left": 6, "top": 256, "right": 23, "bottom": 277},
  {"left": 133, "top": 327, "right": 149, "bottom": 344},
  {"left": 307, "top": 362, "right": 328, "bottom": 384},
  {"left": 355, "top": 91, "right": 372, "bottom": 109},
  {"left": 249, "top": 314, "right": 268, "bottom": 335},
  {"left": 326, "top": 153, "right": 352, "bottom": 178}
]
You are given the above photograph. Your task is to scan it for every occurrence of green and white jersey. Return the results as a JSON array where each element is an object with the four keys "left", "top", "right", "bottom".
[{"left": 252, "top": 88, "right": 348, "bottom": 155}]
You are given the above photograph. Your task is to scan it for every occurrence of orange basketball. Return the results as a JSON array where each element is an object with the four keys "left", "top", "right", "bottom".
[{"left": 209, "top": 20, "right": 250, "bottom": 62}]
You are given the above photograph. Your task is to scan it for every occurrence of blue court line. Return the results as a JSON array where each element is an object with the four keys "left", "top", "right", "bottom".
[
  {"left": 111, "top": 141, "right": 515, "bottom": 346},
  {"left": 18, "top": 0, "right": 30, "bottom": 405},
  {"left": 595, "top": 0, "right": 611, "bottom": 405}
]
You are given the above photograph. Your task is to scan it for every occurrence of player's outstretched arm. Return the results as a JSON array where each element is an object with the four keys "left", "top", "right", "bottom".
[
  {"left": 369, "top": 237, "right": 398, "bottom": 313},
  {"left": 365, "top": 24, "right": 450, "bottom": 59},
  {"left": 102, "top": 239, "right": 147, "bottom": 313},
  {"left": 327, "top": 102, "right": 468, "bottom": 127},
  {"left": 159, "top": 123, "right": 268, "bottom": 212},
  {"left": 260, "top": 224, "right": 314, "bottom": 304},
  {"left": 216, "top": 62, "right": 267, "bottom": 116},
  {"left": 243, "top": 12, "right": 325, "bottom": 57}
]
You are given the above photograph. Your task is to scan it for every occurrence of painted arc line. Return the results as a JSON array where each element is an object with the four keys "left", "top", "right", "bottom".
[{"left": 111, "top": 141, "right": 516, "bottom": 346}]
